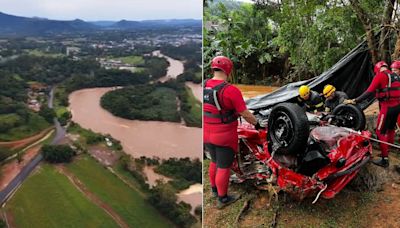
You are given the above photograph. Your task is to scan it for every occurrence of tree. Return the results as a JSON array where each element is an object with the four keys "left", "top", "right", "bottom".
[
  {"left": 348, "top": 0, "right": 399, "bottom": 63},
  {"left": 38, "top": 106, "right": 56, "bottom": 123},
  {"left": 42, "top": 144, "right": 76, "bottom": 163}
]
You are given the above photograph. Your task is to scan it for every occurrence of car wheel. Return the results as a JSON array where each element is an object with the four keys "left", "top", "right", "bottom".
[
  {"left": 267, "top": 103, "right": 309, "bottom": 155},
  {"left": 332, "top": 104, "right": 366, "bottom": 131}
]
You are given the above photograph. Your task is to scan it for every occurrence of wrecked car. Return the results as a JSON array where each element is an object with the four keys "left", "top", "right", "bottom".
[{"left": 231, "top": 102, "right": 372, "bottom": 202}]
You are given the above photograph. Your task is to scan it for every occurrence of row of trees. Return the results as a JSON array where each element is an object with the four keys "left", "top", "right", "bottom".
[
  {"left": 204, "top": 0, "right": 400, "bottom": 84},
  {"left": 155, "top": 157, "right": 202, "bottom": 190}
]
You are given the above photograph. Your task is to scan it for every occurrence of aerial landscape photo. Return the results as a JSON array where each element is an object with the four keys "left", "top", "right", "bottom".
[{"left": 0, "top": 0, "right": 202, "bottom": 227}]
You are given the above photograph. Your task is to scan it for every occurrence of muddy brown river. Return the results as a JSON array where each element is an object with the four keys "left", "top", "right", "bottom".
[
  {"left": 69, "top": 87, "right": 202, "bottom": 159},
  {"left": 69, "top": 52, "right": 202, "bottom": 212}
]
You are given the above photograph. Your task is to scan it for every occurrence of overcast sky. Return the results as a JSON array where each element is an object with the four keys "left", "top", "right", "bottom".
[{"left": 0, "top": 0, "right": 202, "bottom": 21}]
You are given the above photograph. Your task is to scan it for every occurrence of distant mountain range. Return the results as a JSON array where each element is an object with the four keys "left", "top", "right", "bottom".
[{"left": 0, "top": 12, "right": 201, "bottom": 36}]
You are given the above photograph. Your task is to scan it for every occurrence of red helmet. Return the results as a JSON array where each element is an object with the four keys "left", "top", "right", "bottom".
[
  {"left": 211, "top": 56, "right": 233, "bottom": 76},
  {"left": 390, "top": 60, "right": 400, "bottom": 69},
  {"left": 374, "top": 61, "right": 388, "bottom": 74}
]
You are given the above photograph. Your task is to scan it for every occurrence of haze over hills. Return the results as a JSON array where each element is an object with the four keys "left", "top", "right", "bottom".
[{"left": 0, "top": 11, "right": 201, "bottom": 36}]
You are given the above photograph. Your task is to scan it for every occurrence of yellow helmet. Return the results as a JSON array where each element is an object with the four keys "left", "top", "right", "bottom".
[
  {"left": 299, "top": 85, "right": 310, "bottom": 99},
  {"left": 323, "top": 84, "right": 336, "bottom": 98}
]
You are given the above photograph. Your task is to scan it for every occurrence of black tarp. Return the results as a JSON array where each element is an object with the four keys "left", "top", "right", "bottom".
[{"left": 246, "top": 41, "right": 375, "bottom": 111}]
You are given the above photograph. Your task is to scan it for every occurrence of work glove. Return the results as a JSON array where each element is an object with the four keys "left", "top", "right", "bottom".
[
  {"left": 254, "top": 118, "right": 264, "bottom": 130},
  {"left": 343, "top": 99, "right": 356, "bottom": 105}
]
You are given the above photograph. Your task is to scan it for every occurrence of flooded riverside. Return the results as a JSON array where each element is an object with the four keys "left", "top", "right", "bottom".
[
  {"left": 69, "top": 52, "right": 202, "bottom": 212},
  {"left": 153, "top": 50, "right": 185, "bottom": 82},
  {"left": 69, "top": 88, "right": 201, "bottom": 159}
]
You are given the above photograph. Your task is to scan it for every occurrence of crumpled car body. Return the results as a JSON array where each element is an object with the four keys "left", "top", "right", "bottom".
[{"left": 233, "top": 123, "right": 372, "bottom": 201}]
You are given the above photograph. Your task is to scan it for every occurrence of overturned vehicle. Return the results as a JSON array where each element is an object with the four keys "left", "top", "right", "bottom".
[
  {"left": 232, "top": 41, "right": 376, "bottom": 202},
  {"left": 234, "top": 102, "right": 371, "bottom": 202}
]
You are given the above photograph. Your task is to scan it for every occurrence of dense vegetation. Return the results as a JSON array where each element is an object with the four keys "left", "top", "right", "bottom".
[
  {"left": 155, "top": 157, "right": 202, "bottom": 190},
  {"left": 161, "top": 43, "right": 202, "bottom": 83},
  {"left": 204, "top": 0, "right": 400, "bottom": 84},
  {"left": 42, "top": 144, "right": 76, "bottom": 163},
  {"left": 101, "top": 84, "right": 181, "bottom": 122},
  {"left": 147, "top": 183, "right": 197, "bottom": 228}
]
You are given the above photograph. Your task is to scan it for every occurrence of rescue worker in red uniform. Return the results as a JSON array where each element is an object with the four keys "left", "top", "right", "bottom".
[
  {"left": 204, "top": 56, "right": 258, "bottom": 209},
  {"left": 392, "top": 62, "right": 400, "bottom": 134},
  {"left": 345, "top": 61, "right": 400, "bottom": 168}
]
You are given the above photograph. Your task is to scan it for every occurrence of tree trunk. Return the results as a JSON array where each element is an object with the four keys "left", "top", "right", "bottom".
[
  {"left": 392, "top": 1, "right": 400, "bottom": 60},
  {"left": 282, "top": 52, "right": 290, "bottom": 79},
  {"left": 393, "top": 33, "right": 400, "bottom": 60},
  {"left": 379, "top": 0, "right": 395, "bottom": 63},
  {"left": 349, "top": 0, "right": 378, "bottom": 63}
]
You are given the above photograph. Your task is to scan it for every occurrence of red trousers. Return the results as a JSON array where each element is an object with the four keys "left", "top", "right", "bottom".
[{"left": 375, "top": 102, "right": 400, "bottom": 157}]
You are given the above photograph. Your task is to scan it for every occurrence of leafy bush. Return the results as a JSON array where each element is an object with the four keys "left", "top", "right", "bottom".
[
  {"left": 42, "top": 144, "right": 76, "bottom": 163},
  {"left": 147, "top": 183, "right": 196, "bottom": 228}
]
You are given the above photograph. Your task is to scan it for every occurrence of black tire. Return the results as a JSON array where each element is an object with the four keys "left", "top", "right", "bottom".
[
  {"left": 332, "top": 104, "right": 366, "bottom": 131},
  {"left": 267, "top": 103, "right": 310, "bottom": 155}
]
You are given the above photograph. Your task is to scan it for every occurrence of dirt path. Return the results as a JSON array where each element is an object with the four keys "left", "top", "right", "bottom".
[
  {"left": 56, "top": 165, "right": 129, "bottom": 228},
  {"left": 0, "top": 145, "right": 42, "bottom": 191},
  {"left": 0, "top": 127, "right": 53, "bottom": 150}
]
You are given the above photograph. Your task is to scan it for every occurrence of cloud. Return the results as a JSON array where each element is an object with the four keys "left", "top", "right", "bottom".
[{"left": 0, "top": 0, "right": 202, "bottom": 20}]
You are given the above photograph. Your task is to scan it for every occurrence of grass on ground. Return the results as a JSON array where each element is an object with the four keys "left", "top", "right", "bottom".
[
  {"left": 0, "top": 113, "right": 50, "bottom": 141},
  {"left": 114, "top": 56, "right": 144, "bottom": 65},
  {"left": 66, "top": 155, "right": 173, "bottom": 228},
  {"left": 27, "top": 49, "right": 64, "bottom": 58},
  {"left": 5, "top": 164, "right": 118, "bottom": 228},
  {"left": 53, "top": 86, "right": 69, "bottom": 118}
]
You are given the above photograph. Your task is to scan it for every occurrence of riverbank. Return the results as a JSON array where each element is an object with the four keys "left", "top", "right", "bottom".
[{"left": 69, "top": 87, "right": 202, "bottom": 159}]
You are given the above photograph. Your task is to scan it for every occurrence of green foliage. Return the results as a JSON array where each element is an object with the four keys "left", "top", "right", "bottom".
[
  {"left": 273, "top": 0, "right": 365, "bottom": 78},
  {"left": 204, "top": 1, "right": 280, "bottom": 84},
  {"left": 0, "top": 219, "right": 6, "bottom": 228},
  {"left": 181, "top": 87, "right": 202, "bottom": 127},
  {"left": 38, "top": 106, "right": 56, "bottom": 123},
  {"left": 42, "top": 144, "right": 76, "bottom": 163},
  {"left": 0, "top": 112, "right": 50, "bottom": 141},
  {"left": 67, "top": 122, "right": 104, "bottom": 145},
  {"left": 155, "top": 157, "right": 202, "bottom": 187},
  {"left": 143, "top": 56, "right": 169, "bottom": 80},
  {"left": 0, "top": 72, "right": 27, "bottom": 101},
  {"left": 148, "top": 182, "right": 197, "bottom": 228},
  {"left": 0, "top": 147, "right": 15, "bottom": 162},
  {"left": 101, "top": 85, "right": 181, "bottom": 122},
  {"left": 0, "top": 113, "right": 22, "bottom": 133},
  {"left": 204, "top": 0, "right": 380, "bottom": 83}
]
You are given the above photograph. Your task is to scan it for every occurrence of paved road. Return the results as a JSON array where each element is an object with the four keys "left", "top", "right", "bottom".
[{"left": 0, "top": 87, "right": 66, "bottom": 205}]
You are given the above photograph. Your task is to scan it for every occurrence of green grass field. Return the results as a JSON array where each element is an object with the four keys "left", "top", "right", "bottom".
[
  {"left": 27, "top": 49, "right": 64, "bottom": 58},
  {"left": 0, "top": 112, "right": 51, "bottom": 141},
  {"left": 115, "top": 56, "right": 144, "bottom": 65},
  {"left": 5, "top": 164, "right": 119, "bottom": 228},
  {"left": 66, "top": 155, "right": 172, "bottom": 228}
]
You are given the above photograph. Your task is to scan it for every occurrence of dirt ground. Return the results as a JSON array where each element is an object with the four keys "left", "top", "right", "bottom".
[
  {"left": 0, "top": 127, "right": 53, "bottom": 150},
  {"left": 203, "top": 150, "right": 400, "bottom": 228},
  {"left": 0, "top": 145, "right": 42, "bottom": 191},
  {"left": 87, "top": 145, "right": 120, "bottom": 167}
]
